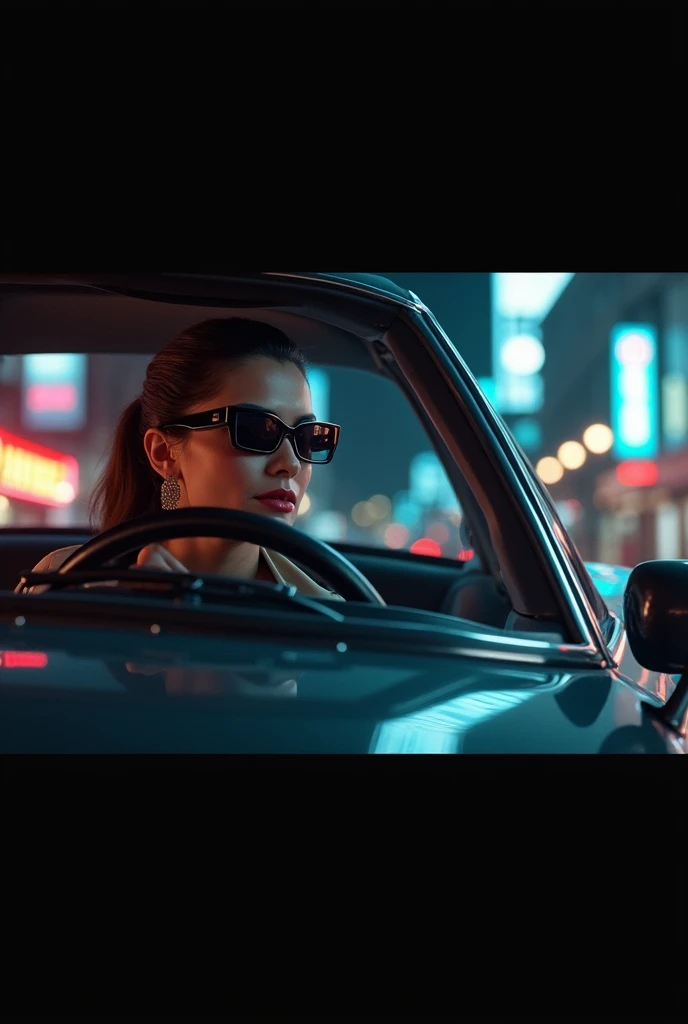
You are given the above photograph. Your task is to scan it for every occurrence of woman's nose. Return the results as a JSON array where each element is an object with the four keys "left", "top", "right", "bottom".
[{"left": 268, "top": 435, "right": 301, "bottom": 475}]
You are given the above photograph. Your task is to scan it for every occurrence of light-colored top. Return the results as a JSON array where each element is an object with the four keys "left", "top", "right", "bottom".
[{"left": 15, "top": 544, "right": 345, "bottom": 600}]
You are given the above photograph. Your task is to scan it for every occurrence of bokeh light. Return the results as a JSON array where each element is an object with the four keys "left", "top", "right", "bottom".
[
  {"left": 55, "top": 481, "right": 75, "bottom": 504},
  {"left": 426, "top": 521, "right": 450, "bottom": 544},
  {"left": 410, "top": 538, "right": 442, "bottom": 557},
  {"left": 383, "top": 523, "right": 409, "bottom": 549},
  {"left": 368, "top": 494, "right": 391, "bottom": 519},
  {"left": 500, "top": 333, "right": 546, "bottom": 376},
  {"left": 536, "top": 456, "right": 564, "bottom": 485},
  {"left": 615, "top": 332, "right": 653, "bottom": 366},
  {"left": 297, "top": 493, "right": 311, "bottom": 516},
  {"left": 615, "top": 460, "right": 658, "bottom": 488},
  {"left": 557, "top": 440, "right": 587, "bottom": 470},
  {"left": 583, "top": 423, "right": 613, "bottom": 454},
  {"left": 351, "top": 501, "right": 377, "bottom": 527}
]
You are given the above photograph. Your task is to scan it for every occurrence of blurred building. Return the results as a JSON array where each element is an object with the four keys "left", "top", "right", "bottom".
[
  {"left": 539, "top": 272, "right": 688, "bottom": 564},
  {"left": 1, "top": 351, "right": 148, "bottom": 529}
]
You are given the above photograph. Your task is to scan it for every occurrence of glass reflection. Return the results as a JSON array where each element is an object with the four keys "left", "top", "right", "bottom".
[{"left": 371, "top": 688, "right": 538, "bottom": 754}]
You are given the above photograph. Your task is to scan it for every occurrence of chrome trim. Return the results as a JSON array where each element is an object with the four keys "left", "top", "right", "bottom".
[
  {"left": 327, "top": 613, "right": 604, "bottom": 667},
  {"left": 263, "top": 272, "right": 425, "bottom": 311},
  {"left": 408, "top": 306, "right": 607, "bottom": 660},
  {"left": 604, "top": 611, "right": 626, "bottom": 665}
]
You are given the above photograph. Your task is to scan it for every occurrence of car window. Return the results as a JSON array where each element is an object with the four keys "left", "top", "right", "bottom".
[
  {"left": 298, "top": 366, "right": 472, "bottom": 561},
  {"left": 519, "top": 441, "right": 610, "bottom": 625},
  {"left": 0, "top": 355, "right": 475, "bottom": 565}
]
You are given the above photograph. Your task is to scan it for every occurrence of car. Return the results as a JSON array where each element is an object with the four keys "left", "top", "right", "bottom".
[{"left": 0, "top": 271, "right": 686, "bottom": 753}]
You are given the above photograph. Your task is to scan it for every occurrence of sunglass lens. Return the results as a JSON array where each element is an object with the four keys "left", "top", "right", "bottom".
[
  {"left": 295, "top": 423, "right": 337, "bottom": 463},
  {"left": 235, "top": 410, "right": 281, "bottom": 452}
]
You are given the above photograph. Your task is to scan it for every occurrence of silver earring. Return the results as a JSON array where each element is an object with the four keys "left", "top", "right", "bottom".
[{"left": 160, "top": 474, "right": 181, "bottom": 511}]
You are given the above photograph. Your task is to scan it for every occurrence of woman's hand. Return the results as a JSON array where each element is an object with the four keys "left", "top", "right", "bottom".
[{"left": 132, "top": 543, "right": 189, "bottom": 574}]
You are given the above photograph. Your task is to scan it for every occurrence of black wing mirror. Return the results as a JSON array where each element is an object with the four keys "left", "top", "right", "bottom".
[{"left": 623, "top": 560, "right": 688, "bottom": 735}]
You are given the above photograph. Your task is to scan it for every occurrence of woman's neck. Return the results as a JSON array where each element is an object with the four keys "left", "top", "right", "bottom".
[{"left": 164, "top": 537, "right": 267, "bottom": 580}]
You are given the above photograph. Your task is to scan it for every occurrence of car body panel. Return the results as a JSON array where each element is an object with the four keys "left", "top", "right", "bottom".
[{"left": 0, "top": 617, "right": 684, "bottom": 753}]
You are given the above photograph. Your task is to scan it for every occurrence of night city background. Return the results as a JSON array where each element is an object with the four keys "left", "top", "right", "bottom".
[{"left": 1, "top": 272, "right": 687, "bottom": 570}]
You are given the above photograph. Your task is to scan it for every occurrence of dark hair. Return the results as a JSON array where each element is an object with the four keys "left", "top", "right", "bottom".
[{"left": 90, "top": 317, "right": 309, "bottom": 531}]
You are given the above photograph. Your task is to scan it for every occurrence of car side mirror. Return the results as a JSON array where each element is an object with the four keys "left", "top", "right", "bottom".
[
  {"left": 624, "top": 560, "right": 688, "bottom": 674},
  {"left": 623, "top": 560, "right": 688, "bottom": 735}
]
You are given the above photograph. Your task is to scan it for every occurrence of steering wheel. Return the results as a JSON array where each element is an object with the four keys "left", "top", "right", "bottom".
[{"left": 56, "top": 507, "right": 385, "bottom": 605}]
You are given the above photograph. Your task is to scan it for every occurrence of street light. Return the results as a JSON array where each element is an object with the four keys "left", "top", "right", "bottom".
[
  {"left": 557, "top": 440, "right": 587, "bottom": 470},
  {"left": 500, "top": 333, "right": 546, "bottom": 376},
  {"left": 536, "top": 456, "right": 564, "bottom": 485},
  {"left": 583, "top": 423, "right": 614, "bottom": 454}
]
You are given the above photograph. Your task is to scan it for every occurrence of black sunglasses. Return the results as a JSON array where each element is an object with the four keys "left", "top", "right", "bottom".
[{"left": 159, "top": 405, "right": 341, "bottom": 464}]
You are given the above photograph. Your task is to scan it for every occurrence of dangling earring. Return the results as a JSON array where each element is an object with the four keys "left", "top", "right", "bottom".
[{"left": 160, "top": 474, "right": 181, "bottom": 511}]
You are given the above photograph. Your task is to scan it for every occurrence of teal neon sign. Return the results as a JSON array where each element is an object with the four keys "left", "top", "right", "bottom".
[{"left": 610, "top": 324, "right": 659, "bottom": 460}]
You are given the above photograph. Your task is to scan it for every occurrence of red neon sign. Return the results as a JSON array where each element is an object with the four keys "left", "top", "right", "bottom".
[
  {"left": 615, "top": 460, "right": 658, "bottom": 488},
  {"left": 0, "top": 427, "right": 79, "bottom": 507},
  {"left": 26, "top": 383, "right": 78, "bottom": 414},
  {"left": 0, "top": 651, "right": 49, "bottom": 668}
]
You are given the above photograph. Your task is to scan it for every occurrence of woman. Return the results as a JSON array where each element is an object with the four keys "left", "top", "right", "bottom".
[{"left": 19, "top": 317, "right": 343, "bottom": 599}]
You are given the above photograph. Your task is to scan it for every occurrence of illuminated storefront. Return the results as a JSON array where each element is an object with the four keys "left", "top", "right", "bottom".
[
  {"left": 0, "top": 427, "right": 79, "bottom": 523},
  {"left": 595, "top": 448, "right": 688, "bottom": 563},
  {"left": 538, "top": 273, "right": 688, "bottom": 564}
]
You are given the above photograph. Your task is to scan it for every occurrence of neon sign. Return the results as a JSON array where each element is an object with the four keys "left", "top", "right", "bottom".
[
  {"left": 21, "top": 354, "right": 87, "bottom": 431},
  {"left": 0, "top": 428, "right": 78, "bottom": 507},
  {"left": 615, "top": 460, "right": 658, "bottom": 488},
  {"left": 610, "top": 324, "right": 659, "bottom": 460}
]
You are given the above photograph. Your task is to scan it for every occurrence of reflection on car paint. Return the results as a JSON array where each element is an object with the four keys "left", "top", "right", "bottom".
[
  {"left": 371, "top": 670, "right": 567, "bottom": 754},
  {"left": 371, "top": 687, "right": 539, "bottom": 754}
]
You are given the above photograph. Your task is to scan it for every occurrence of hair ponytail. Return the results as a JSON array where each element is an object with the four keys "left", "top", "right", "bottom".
[{"left": 89, "top": 396, "right": 159, "bottom": 532}]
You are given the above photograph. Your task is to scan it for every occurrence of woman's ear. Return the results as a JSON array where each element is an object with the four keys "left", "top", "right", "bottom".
[{"left": 143, "top": 428, "right": 178, "bottom": 480}]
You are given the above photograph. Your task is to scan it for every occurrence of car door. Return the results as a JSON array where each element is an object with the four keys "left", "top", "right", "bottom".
[{"left": 521, "top": 452, "right": 677, "bottom": 709}]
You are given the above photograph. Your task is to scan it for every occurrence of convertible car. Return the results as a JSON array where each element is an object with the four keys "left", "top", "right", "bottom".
[{"left": 0, "top": 272, "right": 686, "bottom": 753}]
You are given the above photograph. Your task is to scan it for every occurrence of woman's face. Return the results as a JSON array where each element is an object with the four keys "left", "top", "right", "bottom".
[{"left": 155, "top": 357, "right": 314, "bottom": 524}]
